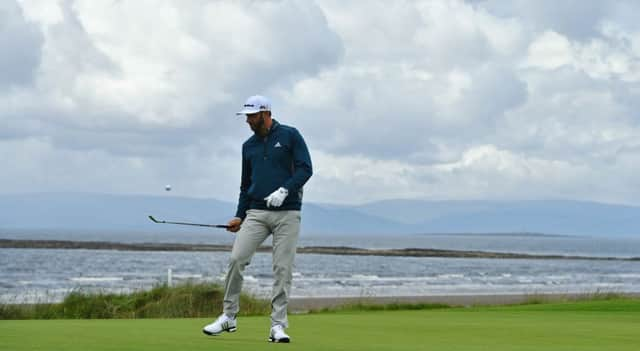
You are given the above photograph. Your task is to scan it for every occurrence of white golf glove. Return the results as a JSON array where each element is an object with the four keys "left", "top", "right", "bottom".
[{"left": 264, "top": 187, "right": 289, "bottom": 208}]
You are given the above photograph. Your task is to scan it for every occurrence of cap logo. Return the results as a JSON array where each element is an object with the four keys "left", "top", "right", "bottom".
[{"left": 237, "top": 95, "right": 271, "bottom": 115}]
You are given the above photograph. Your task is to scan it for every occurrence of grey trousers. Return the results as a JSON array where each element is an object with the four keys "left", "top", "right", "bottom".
[{"left": 222, "top": 209, "right": 301, "bottom": 327}]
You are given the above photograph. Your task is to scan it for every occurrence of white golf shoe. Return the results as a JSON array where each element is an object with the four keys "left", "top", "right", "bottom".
[
  {"left": 202, "top": 313, "right": 237, "bottom": 336},
  {"left": 268, "top": 325, "right": 290, "bottom": 343}
]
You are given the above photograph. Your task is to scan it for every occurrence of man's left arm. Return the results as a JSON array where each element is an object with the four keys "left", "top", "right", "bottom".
[{"left": 283, "top": 128, "right": 313, "bottom": 193}]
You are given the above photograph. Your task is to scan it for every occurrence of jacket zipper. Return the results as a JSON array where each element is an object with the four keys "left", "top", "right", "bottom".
[{"left": 263, "top": 136, "right": 268, "bottom": 160}]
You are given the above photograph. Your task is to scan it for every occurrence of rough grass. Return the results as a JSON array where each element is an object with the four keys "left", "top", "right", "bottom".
[
  {"left": 521, "top": 290, "right": 628, "bottom": 305},
  {"left": 308, "top": 301, "right": 451, "bottom": 314},
  {"left": 0, "top": 283, "right": 269, "bottom": 320},
  {"left": 4, "top": 282, "right": 635, "bottom": 320}
]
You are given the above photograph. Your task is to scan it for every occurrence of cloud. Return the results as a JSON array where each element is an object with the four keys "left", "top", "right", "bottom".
[
  {"left": 0, "top": 1, "right": 43, "bottom": 90},
  {"left": 282, "top": 1, "right": 528, "bottom": 162},
  {"left": 525, "top": 29, "right": 640, "bottom": 81},
  {"left": 6, "top": 1, "right": 342, "bottom": 146},
  {"left": 1, "top": 0, "right": 343, "bottom": 200},
  {"left": 308, "top": 144, "right": 600, "bottom": 204},
  {"left": 476, "top": 0, "right": 611, "bottom": 40},
  {"left": 2, "top": 0, "right": 640, "bottom": 207}
]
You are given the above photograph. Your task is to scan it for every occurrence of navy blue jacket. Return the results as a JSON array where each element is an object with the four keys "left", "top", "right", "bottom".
[{"left": 235, "top": 119, "right": 312, "bottom": 219}]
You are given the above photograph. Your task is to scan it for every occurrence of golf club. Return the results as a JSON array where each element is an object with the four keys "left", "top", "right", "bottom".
[{"left": 148, "top": 215, "right": 230, "bottom": 229}]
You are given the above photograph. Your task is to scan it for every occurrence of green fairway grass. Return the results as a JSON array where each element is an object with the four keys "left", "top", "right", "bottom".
[{"left": 1, "top": 299, "right": 638, "bottom": 351}]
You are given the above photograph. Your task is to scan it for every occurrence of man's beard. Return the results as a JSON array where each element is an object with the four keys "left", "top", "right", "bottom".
[{"left": 250, "top": 115, "right": 266, "bottom": 134}]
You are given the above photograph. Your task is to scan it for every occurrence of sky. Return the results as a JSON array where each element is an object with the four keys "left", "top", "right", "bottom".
[{"left": 2, "top": 0, "right": 640, "bottom": 206}]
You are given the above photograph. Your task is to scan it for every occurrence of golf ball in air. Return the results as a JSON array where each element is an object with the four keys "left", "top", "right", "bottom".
[{"left": 165, "top": 185, "right": 171, "bottom": 191}]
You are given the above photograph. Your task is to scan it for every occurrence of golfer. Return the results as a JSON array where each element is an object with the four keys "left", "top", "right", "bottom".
[{"left": 203, "top": 95, "right": 312, "bottom": 343}]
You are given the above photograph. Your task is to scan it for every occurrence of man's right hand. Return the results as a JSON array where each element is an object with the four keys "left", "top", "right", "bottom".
[{"left": 227, "top": 217, "right": 242, "bottom": 233}]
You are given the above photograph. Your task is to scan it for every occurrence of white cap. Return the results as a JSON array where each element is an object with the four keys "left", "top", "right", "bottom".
[{"left": 236, "top": 95, "right": 271, "bottom": 115}]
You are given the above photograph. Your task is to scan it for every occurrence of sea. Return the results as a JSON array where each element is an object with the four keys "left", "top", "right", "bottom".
[{"left": 1, "top": 228, "right": 639, "bottom": 303}]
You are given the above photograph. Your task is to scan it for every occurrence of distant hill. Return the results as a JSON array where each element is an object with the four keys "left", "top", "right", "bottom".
[
  {"left": 0, "top": 193, "right": 638, "bottom": 237},
  {"left": 353, "top": 199, "right": 640, "bottom": 237}
]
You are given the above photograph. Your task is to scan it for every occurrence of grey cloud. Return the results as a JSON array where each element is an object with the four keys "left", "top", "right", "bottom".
[
  {"left": 285, "top": 1, "right": 529, "bottom": 162},
  {"left": 2, "top": 1, "right": 342, "bottom": 158},
  {"left": 495, "top": 67, "right": 640, "bottom": 166},
  {"left": 0, "top": 93, "right": 231, "bottom": 158},
  {"left": 161, "top": 1, "right": 344, "bottom": 156},
  {"left": 452, "top": 63, "right": 527, "bottom": 130},
  {"left": 50, "top": 1, "right": 119, "bottom": 75},
  {"left": 288, "top": 63, "right": 527, "bottom": 164},
  {"left": 320, "top": 1, "right": 497, "bottom": 69},
  {"left": 318, "top": 1, "right": 426, "bottom": 62},
  {"left": 2, "top": 0, "right": 640, "bottom": 206},
  {"left": 217, "top": 1, "right": 344, "bottom": 98},
  {"left": 175, "top": 1, "right": 343, "bottom": 156},
  {"left": 0, "top": 1, "right": 43, "bottom": 90},
  {"left": 478, "top": 0, "right": 610, "bottom": 40},
  {"left": 608, "top": 1, "right": 640, "bottom": 32}
]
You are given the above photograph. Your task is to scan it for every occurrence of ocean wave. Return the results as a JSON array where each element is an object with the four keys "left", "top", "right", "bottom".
[
  {"left": 171, "top": 274, "right": 203, "bottom": 279},
  {"left": 69, "top": 277, "right": 124, "bottom": 282}
]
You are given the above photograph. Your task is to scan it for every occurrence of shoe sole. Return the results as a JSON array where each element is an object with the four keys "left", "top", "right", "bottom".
[
  {"left": 202, "top": 327, "right": 237, "bottom": 336},
  {"left": 268, "top": 337, "right": 290, "bottom": 343}
]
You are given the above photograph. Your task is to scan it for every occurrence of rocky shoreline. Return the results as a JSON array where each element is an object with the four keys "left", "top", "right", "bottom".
[{"left": 1, "top": 238, "right": 637, "bottom": 261}]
